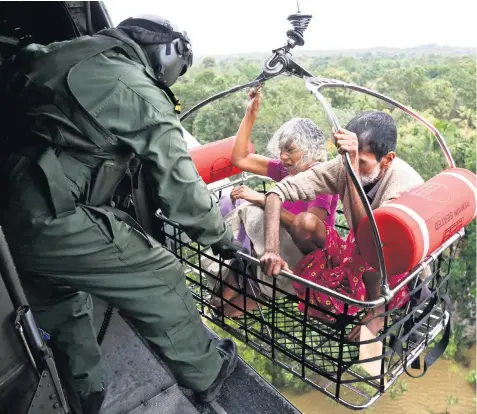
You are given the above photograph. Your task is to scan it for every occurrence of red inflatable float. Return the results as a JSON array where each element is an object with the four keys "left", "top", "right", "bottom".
[
  {"left": 189, "top": 136, "right": 255, "bottom": 184},
  {"left": 357, "top": 168, "right": 477, "bottom": 275}
]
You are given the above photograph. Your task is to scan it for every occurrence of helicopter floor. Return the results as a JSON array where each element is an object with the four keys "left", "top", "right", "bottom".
[
  {"left": 92, "top": 298, "right": 199, "bottom": 414},
  {"left": 92, "top": 297, "right": 300, "bottom": 414}
]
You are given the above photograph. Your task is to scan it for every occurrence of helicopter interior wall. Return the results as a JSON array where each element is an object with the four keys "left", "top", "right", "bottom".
[
  {"left": 0, "top": 271, "right": 38, "bottom": 414},
  {"left": 0, "top": 2, "right": 76, "bottom": 58},
  {"left": 0, "top": 2, "right": 112, "bottom": 63}
]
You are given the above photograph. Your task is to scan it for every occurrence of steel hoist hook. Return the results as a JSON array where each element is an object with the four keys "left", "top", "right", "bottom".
[{"left": 181, "top": 3, "right": 314, "bottom": 121}]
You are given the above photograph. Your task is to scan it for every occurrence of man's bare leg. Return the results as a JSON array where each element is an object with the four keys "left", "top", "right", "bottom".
[{"left": 348, "top": 271, "right": 385, "bottom": 341}]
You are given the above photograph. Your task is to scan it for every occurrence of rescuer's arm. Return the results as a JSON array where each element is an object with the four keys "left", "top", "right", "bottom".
[{"left": 119, "top": 106, "right": 233, "bottom": 249}]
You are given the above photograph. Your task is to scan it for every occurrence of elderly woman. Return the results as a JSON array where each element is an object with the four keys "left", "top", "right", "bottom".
[
  {"left": 228, "top": 87, "right": 338, "bottom": 230},
  {"left": 211, "top": 87, "right": 339, "bottom": 316}
]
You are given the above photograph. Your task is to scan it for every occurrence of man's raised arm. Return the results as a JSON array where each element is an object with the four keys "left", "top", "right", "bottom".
[
  {"left": 267, "top": 157, "right": 343, "bottom": 203},
  {"left": 261, "top": 157, "right": 343, "bottom": 276},
  {"left": 260, "top": 193, "right": 289, "bottom": 276}
]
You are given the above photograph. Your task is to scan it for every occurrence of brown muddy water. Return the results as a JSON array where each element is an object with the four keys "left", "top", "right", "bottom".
[{"left": 281, "top": 347, "right": 476, "bottom": 414}]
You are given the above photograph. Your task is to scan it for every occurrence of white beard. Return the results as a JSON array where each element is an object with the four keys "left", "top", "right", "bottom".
[{"left": 360, "top": 164, "right": 381, "bottom": 186}]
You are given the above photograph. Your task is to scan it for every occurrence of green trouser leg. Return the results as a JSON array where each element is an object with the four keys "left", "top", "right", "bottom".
[
  {"left": 21, "top": 282, "right": 103, "bottom": 393},
  {"left": 6, "top": 205, "right": 223, "bottom": 393}
]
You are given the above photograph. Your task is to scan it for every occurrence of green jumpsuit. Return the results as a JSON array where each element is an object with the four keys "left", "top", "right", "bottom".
[{"left": 1, "top": 29, "right": 231, "bottom": 394}]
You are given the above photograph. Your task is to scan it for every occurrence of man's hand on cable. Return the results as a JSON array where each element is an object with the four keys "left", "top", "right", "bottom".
[
  {"left": 333, "top": 128, "right": 359, "bottom": 167},
  {"left": 211, "top": 235, "right": 246, "bottom": 260},
  {"left": 260, "top": 251, "right": 290, "bottom": 277}
]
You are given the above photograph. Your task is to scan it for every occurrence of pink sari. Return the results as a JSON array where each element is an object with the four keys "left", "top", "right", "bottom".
[{"left": 293, "top": 225, "right": 409, "bottom": 323}]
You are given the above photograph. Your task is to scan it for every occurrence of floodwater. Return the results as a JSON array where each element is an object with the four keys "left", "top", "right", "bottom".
[{"left": 282, "top": 346, "right": 476, "bottom": 414}]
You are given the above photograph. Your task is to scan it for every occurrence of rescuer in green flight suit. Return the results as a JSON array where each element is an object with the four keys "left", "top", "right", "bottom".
[{"left": 0, "top": 15, "right": 239, "bottom": 413}]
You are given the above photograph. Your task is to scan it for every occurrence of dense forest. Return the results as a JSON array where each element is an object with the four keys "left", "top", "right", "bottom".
[{"left": 172, "top": 48, "right": 476, "bottom": 399}]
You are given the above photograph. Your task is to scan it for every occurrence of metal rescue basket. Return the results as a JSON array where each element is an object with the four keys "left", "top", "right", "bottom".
[
  {"left": 156, "top": 7, "right": 466, "bottom": 410},
  {"left": 156, "top": 180, "right": 462, "bottom": 409}
]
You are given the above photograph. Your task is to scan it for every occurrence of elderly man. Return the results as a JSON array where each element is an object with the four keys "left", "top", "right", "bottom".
[{"left": 260, "top": 111, "right": 423, "bottom": 339}]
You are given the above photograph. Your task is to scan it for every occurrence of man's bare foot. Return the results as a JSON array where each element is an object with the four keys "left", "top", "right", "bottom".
[{"left": 347, "top": 306, "right": 385, "bottom": 342}]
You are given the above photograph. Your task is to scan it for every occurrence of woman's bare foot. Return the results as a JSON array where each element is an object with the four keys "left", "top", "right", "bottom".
[
  {"left": 222, "top": 291, "right": 266, "bottom": 318},
  {"left": 347, "top": 306, "right": 385, "bottom": 342},
  {"left": 209, "top": 277, "right": 241, "bottom": 309}
]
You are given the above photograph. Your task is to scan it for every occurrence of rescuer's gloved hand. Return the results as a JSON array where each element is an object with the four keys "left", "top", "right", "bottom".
[{"left": 211, "top": 236, "right": 245, "bottom": 260}]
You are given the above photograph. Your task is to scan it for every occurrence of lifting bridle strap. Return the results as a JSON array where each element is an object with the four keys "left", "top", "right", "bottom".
[{"left": 389, "top": 291, "right": 452, "bottom": 378}]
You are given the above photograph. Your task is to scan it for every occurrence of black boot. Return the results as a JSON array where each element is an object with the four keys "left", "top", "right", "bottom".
[
  {"left": 79, "top": 384, "right": 106, "bottom": 414},
  {"left": 196, "top": 338, "right": 238, "bottom": 403}
]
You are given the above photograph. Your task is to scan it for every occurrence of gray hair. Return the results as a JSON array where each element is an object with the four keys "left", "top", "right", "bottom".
[{"left": 267, "top": 118, "right": 328, "bottom": 165}]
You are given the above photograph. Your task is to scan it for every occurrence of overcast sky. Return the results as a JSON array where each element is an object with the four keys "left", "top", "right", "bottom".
[{"left": 105, "top": 0, "right": 476, "bottom": 56}]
